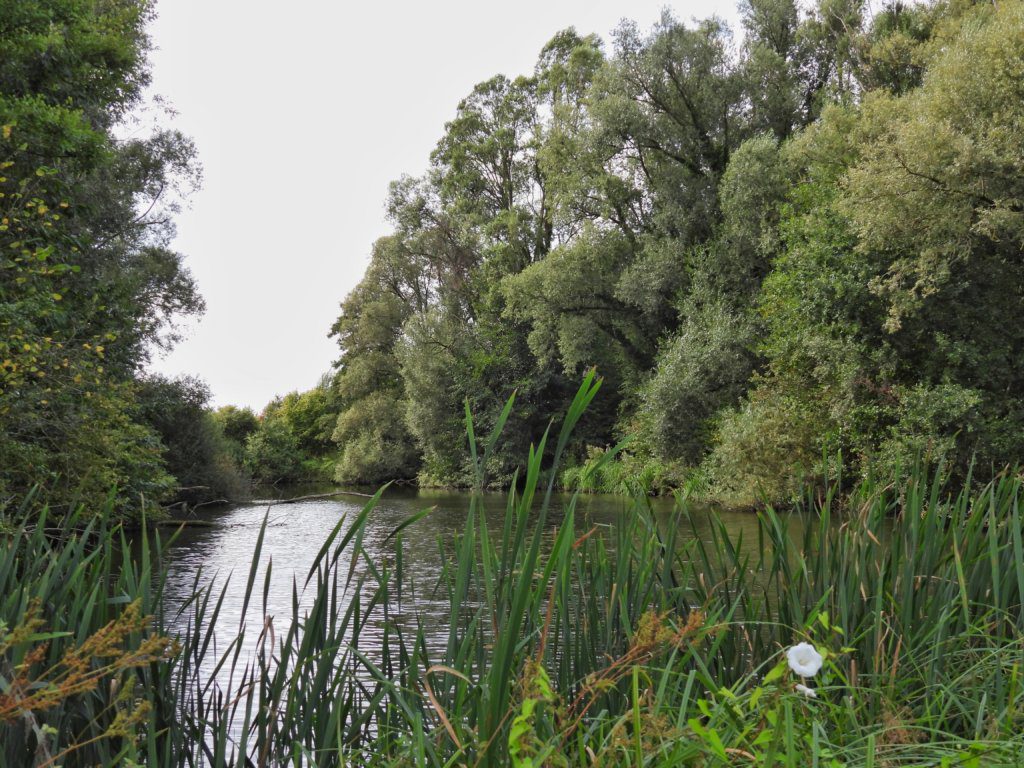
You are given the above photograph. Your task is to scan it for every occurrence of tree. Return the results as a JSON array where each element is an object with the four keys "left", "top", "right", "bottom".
[
  {"left": 0, "top": 0, "right": 203, "bottom": 515},
  {"left": 244, "top": 419, "right": 303, "bottom": 485},
  {"left": 322, "top": 0, "right": 1023, "bottom": 503},
  {"left": 136, "top": 375, "right": 244, "bottom": 505},
  {"left": 331, "top": 237, "right": 421, "bottom": 484},
  {"left": 708, "top": 0, "right": 1024, "bottom": 498},
  {"left": 214, "top": 405, "right": 259, "bottom": 464}
]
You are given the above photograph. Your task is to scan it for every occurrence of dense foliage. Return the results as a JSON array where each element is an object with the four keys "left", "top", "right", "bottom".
[
  {"left": 315, "top": 0, "right": 1024, "bottom": 500},
  {"left": 7, "top": 0, "right": 1019, "bottom": 509},
  {"left": 135, "top": 375, "right": 246, "bottom": 505},
  {"left": 238, "top": 376, "right": 341, "bottom": 484},
  {"left": 5, "top": 384, "right": 1024, "bottom": 765},
  {"left": 3, "top": 1, "right": 1022, "bottom": 763},
  {"left": 0, "top": 0, "right": 244, "bottom": 515}
]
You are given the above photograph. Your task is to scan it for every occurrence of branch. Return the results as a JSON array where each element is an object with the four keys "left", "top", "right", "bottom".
[{"left": 263, "top": 490, "right": 376, "bottom": 504}]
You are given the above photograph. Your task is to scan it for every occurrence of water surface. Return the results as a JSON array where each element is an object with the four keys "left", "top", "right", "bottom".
[{"left": 154, "top": 487, "right": 769, "bottom": 692}]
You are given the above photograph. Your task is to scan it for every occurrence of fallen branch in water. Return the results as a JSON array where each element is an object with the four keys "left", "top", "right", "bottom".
[
  {"left": 264, "top": 490, "right": 376, "bottom": 504},
  {"left": 161, "top": 489, "right": 376, "bottom": 515},
  {"left": 164, "top": 497, "right": 230, "bottom": 512},
  {"left": 155, "top": 518, "right": 218, "bottom": 528},
  {"left": 191, "top": 497, "right": 231, "bottom": 511}
]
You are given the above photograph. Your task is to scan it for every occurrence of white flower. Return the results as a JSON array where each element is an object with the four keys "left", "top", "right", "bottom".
[
  {"left": 795, "top": 683, "right": 818, "bottom": 699},
  {"left": 786, "top": 642, "right": 823, "bottom": 678}
]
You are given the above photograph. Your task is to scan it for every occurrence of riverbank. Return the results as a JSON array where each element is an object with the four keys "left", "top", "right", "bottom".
[{"left": 3, "top": 381, "right": 1023, "bottom": 765}]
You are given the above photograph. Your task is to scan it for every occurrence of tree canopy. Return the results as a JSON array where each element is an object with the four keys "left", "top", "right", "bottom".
[
  {"left": 317, "top": 0, "right": 1024, "bottom": 501},
  {"left": 6, "top": 0, "right": 1021, "bottom": 510},
  {"left": 0, "top": 0, "right": 221, "bottom": 514}
]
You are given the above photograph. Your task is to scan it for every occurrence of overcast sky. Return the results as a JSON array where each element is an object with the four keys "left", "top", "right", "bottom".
[{"left": 144, "top": 0, "right": 741, "bottom": 411}]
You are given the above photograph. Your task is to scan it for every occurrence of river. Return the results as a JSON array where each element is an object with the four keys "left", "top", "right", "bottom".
[{"left": 152, "top": 486, "right": 769, "bottom": 715}]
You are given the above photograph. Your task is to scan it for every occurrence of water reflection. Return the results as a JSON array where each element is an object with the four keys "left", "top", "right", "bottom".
[{"left": 151, "top": 487, "right": 772, "bottom": 698}]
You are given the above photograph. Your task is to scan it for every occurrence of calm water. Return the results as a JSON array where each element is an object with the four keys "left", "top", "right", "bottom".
[{"left": 151, "top": 486, "right": 768, "bottom": 694}]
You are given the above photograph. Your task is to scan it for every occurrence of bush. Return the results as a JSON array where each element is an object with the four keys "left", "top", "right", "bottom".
[
  {"left": 243, "top": 418, "right": 304, "bottom": 484},
  {"left": 561, "top": 445, "right": 693, "bottom": 496},
  {"left": 333, "top": 390, "right": 419, "bottom": 485},
  {"left": 135, "top": 375, "right": 247, "bottom": 505},
  {"left": 637, "top": 299, "right": 759, "bottom": 464},
  {"left": 703, "top": 381, "right": 834, "bottom": 505}
]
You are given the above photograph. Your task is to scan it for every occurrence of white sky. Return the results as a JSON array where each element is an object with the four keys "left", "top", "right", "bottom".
[{"left": 145, "top": 0, "right": 740, "bottom": 411}]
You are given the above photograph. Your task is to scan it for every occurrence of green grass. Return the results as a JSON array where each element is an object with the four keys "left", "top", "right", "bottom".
[{"left": 3, "top": 373, "right": 1024, "bottom": 765}]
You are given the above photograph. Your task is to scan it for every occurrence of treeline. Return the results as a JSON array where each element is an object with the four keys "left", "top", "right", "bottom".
[
  {"left": 217, "top": 378, "right": 340, "bottom": 486},
  {"left": 5, "top": 0, "right": 1021, "bottom": 515},
  {"left": 290, "top": 0, "right": 1024, "bottom": 501},
  {"left": 0, "top": 0, "right": 245, "bottom": 516}
]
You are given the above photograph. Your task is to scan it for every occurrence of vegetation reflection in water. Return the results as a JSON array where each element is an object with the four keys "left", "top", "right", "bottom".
[{"left": 156, "top": 485, "right": 771, "bottom": 678}]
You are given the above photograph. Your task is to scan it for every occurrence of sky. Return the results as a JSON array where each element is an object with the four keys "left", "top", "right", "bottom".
[{"left": 145, "top": 0, "right": 741, "bottom": 411}]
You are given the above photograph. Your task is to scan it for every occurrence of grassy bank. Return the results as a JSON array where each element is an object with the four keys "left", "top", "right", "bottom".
[{"left": 2, "top": 376, "right": 1023, "bottom": 765}]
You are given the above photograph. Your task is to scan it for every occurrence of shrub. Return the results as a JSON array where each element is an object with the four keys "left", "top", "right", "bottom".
[{"left": 243, "top": 418, "right": 303, "bottom": 484}]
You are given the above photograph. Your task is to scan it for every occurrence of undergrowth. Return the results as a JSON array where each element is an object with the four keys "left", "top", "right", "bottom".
[{"left": 2, "top": 373, "right": 1023, "bottom": 765}]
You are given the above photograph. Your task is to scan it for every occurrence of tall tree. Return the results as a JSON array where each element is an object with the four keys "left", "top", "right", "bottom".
[
  {"left": 0, "top": 0, "right": 203, "bottom": 513},
  {"left": 331, "top": 236, "right": 423, "bottom": 484}
]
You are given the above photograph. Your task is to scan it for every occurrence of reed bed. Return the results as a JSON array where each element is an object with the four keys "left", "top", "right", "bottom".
[{"left": 2, "top": 373, "right": 1023, "bottom": 765}]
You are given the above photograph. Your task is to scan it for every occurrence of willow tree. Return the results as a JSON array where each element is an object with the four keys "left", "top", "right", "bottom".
[
  {"left": 330, "top": 236, "right": 425, "bottom": 484},
  {"left": 709, "top": 0, "right": 1024, "bottom": 498},
  {"left": 385, "top": 31, "right": 609, "bottom": 485}
]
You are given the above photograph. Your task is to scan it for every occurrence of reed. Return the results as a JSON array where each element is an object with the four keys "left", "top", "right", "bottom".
[{"left": 2, "top": 373, "right": 1023, "bottom": 765}]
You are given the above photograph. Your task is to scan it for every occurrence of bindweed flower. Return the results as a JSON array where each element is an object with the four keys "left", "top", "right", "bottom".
[
  {"left": 795, "top": 683, "right": 818, "bottom": 699},
  {"left": 787, "top": 642, "right": 823, "bottom": 678}
]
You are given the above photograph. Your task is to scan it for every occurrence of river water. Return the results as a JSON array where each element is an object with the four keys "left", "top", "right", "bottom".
[{"left": 153, "top": 486, "right": 768, "bottom": 712}]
